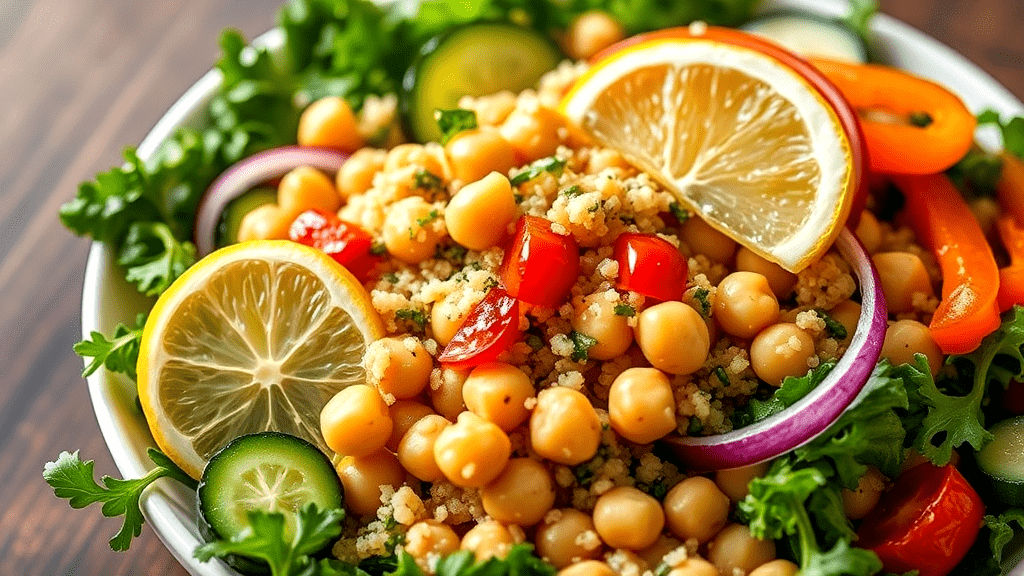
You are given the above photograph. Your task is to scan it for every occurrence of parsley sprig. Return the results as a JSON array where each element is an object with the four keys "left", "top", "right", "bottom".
[
  {"left": 74, "top": 314, "right": 145, "bottom": 380},
  {"left": 43, "top": 449, "right": 197, "bottom": 551}
]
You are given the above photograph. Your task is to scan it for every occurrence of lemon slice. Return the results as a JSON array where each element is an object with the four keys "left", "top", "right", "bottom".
[
  {"left": 560, "top": 28, "right": 857, "bottom": 272},
  {"left": 138, "top": 240, "right": 385, "bottom": 479}
]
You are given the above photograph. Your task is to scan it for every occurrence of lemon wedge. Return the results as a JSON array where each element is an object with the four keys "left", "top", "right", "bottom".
[
  {"left": 138, "top": 240, "right": 384, "bottom": 479},
  {"left": 560, "top": 27, "right": 858, "bottom": 272}
]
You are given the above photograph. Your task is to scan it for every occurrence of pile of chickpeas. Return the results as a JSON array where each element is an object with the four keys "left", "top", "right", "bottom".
[{"left": 228, "top": 10, "right": 957, "bottom": 576}]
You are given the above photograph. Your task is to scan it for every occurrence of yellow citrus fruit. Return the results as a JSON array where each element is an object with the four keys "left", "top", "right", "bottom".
[
  {"left": 560, "top": 27, "right": 858, "bottom": 272},
  {"left": 138, "top": 240, "right": 385, "bottom": 479}
]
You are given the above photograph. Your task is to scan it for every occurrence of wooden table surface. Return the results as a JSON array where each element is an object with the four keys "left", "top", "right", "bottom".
[{"left": 1, "top": 0, "right": 1021, "bottom": 574}]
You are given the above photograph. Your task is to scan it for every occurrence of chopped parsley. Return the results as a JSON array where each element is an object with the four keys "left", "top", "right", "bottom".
[
  {"left": 568, "top": 330, "right": 598, "bottom": 362},
  {"left": 395, "top": 308, "right": 427, "bottom": 327},
  {"left": 414, "top": 169, "right": 442, "bottom": 190},
  {"left": 435, "top": 109, "right": 477, "bottom": 145},
  {"left": 613, "top": 303, "right": 635, "bottom": 317},
  {"left": 714, "top": 366, "right": 730, "bottom": 385},
  {"left": 561, "top": 184, "right": 582, "bottom": 197},
  {"left": 510, "top": 156, "right": 566, "bottom": 185},
  {"left": 692, "top": 287, "right": 711, "bottom": 317},
  {"left": 383, "top": 272, "right": 399, "bottom": 283},
  {"left": 814, "top": 308, "right": 848, "bottom": 340},
  {"left": 415, "top": 209, "right": 440, "bottom": 228},
  {"left": 668, "top": 201, "right": 689, "bottom": 223},
  {"left": 370, "top": 242, "right": 387, "bottom": 256}
]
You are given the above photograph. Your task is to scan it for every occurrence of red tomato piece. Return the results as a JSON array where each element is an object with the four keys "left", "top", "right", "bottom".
[
  {"left": 613, "top": 232, "right": 687, "bottom": 302},
  {"left": 856, "top": 463, "right": 984, "bottom": 576},
  {"left": 499, "top": 215, "right": 580, "bottom": 307},
  {"left": 438, "top": 287, "right": 520, "bottom": 367},
  {"left": 289, "top": 209, "right": 378, "bottom": 282}
]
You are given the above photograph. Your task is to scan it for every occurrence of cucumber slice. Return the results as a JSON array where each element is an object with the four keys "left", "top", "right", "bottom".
[
  {"left": 977, "top": 415, "right": 1024, "bottom": 506},
  {"left": 215, "top": 186, "right": 278, "bottom": 248},
  {"left": 197, "top": 432, "right": 343, "bottom": 556},
  {"left": 742, "top": 11, "right": 867, "bottom": 64},
  {"left": 402, "top": 23, "right": 562, "bottom": 143}
]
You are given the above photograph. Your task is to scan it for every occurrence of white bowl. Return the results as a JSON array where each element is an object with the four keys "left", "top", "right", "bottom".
[{"left": 80, "top": 2, "right": 1024, "bottom": 575}]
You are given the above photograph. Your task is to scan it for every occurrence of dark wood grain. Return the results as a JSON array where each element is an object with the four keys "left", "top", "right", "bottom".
[{"left": 0, "top": 1, "right": 1020, "bottom": 574}]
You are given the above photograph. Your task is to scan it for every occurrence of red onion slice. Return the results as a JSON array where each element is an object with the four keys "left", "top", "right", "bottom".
[
  {"left": 193, "top": 146, "right": 349, "bottom": 257},
  {"left": 663, "top": 228, "right": 887, "bottom": 471}
]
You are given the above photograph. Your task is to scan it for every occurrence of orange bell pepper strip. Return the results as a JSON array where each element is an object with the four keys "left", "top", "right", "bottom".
[
  {"left": 996, "top": 216, "right": 1024, "bottom": 311},
  {"left": 891, "top": 173, "right": 1001, "bottom": 354},
  {"left": 997, "top": 150, "right": 1024, "bottom": 225},
  {"left": 812, "top": 59, "right": 976, "bottom": 176}
]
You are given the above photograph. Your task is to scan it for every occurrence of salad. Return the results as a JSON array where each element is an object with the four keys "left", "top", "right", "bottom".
[{"left": 46, "top": 1, "right": 1024, "bottom": 576}]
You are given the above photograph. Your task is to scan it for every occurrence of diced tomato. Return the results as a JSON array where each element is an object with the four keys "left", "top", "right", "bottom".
[
  {"left": 856, "top": 463, "right": 984, "bottom": 576},
  {"left": 499, "top": 215, "right": 580, "bottom": 307},
  {"left": 613, "top": 232, "right": 687, "bottom": 302},
  {"left": 289, "top": 209, "right": 379, "bottom": 282},
  {"left": 438, "top": 287, "right": 520, "bottom": 367}
]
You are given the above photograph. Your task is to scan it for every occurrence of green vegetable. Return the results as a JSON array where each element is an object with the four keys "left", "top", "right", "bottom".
[
  {"left": 733, "top": 362, "right": 836, "bottom": 428},
  {"left": 948, "top": 110, "right": 1024, "bottom": 198},
  {"left": 217, "top": 187, "right": 279, "bottom": 247},
  {"left": 904, "top": 306, "right": 1024, "bottom": 466},
  {"left": 668, "top": 201, "right": 689, "bottom": 223},
  {"left": 434, "top": 109, "right": 478, "bottom": 145},
  {"left": 510, "top": 156, "right": 567, "bottom": 185},
  {"left": 395, "top": 308, "right": 428, "bottom": 328},
  {"left": 814, "top": 309, "right": 848, "bottom": 340},
  {"left": 979, "top": 109, "right": 1024, "bottom": 158},
  {"left": 613, "top": 303, "right": 635, "bottom": 317},
  {"left": 842, "top": 0, "right": 878, "bottom": 47},
  {"left": 389, "top": 544, "right": 555, "bottom": 576},
  {"left": 975, "top": 415, "right": 1024, "bottom": 506},
  {"left": 547, "top": 0, "right": 758, "bottom": 34},
  {"left": 74, "top": 314, "right": 145, "bottom": 380},
  {"left": 950, "top": 509, "right": 1024, "bottom": 576},
  {"left": 43, "top": 449, "right": 197, "bottom": 551},
  {"left": 568, "top": 330, "right": 598, "bottom": 362}
]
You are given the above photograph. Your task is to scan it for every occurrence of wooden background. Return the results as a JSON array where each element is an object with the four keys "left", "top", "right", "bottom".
[{"left": 0, "top": 0, "right": 1021, "bottom": 574}]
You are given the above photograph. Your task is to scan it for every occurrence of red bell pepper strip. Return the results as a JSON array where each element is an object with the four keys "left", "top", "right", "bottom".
[
  {"left": 289, "top": 209, "right": 379, "bottom": 282},
  {"left": 857, "top": 463, "right": 984, "bottom": 576},
  {"left": 891, "top": 173, "right": 1001, "bottom": 354},
  {"left": 996, "top": 215, "right": 1024, "bottom": 311},
  {"left": 438, "top": 287, "right": 520, "bottom": 367},
  {"left": 812, "top": 59, "right": 976, "bottom": 176},
  {"left": 499, "top": 215, "right": 580, "bottom": 308},
  {"left": 613, "top": 232, "right": 687, "bottom": 302}
]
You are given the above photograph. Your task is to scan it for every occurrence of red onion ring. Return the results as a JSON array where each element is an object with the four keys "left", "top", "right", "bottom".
[
  {"left": 193, "top": 146, "right": 349, "bottom": 256},
  {"left": 662, "top": 228, "right": 887, "bottom": 471}
]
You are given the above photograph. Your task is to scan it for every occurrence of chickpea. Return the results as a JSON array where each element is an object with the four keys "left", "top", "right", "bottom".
[
  {"left": 238, "top": 204, "right": 293, "bottom": 242},
  {"left": 715, "top": 462, "right": 769, "bottom": 501},
  {"left": 382, "top": 196, "right": 447, "bottom": 265},
  {"left": 564, "top": 10, "right": 626, "bottom": 60},
  {"left": 431, "top": 295, "right": 472, "bottom": 348},
  {"left": 663, "top": 476, "right": 730, "bottom": 544},
  {"left": 373, "top": 337, "right": 433, "bottom": 400},
  {"left": 748, "top": 559, "right": 799, "bottom": 576},
  {"left": 405, "top": 520, "right": 460, "bottom": 560},
  {"left": 320, "top": 384, "right": 392, "bottom": 457},
  {"left": 714, "top": 272, "right": 780, "bottom": 339},
  {"left": 429, "top": 365, "right": 470, "bottom": 420},
  {"left": 635, "top": 301, "right": 710, "bottom": 375},
  {"left": 445, "top": 127, "right": 517, "bottom": 184},
  {"left": 386, "top": 399, "right": 434, "bottom": 452},
  {"left": 462, "top": 520, "right": 516, "bottom": 561},
  {"left": 592, "top": 487, "right": 665, "bottom": 550},
  {"left": 536, "top": 509, "right": 602, "bottom": 568},
  {"left": 638, "top": 535, "right": 683, "bottom": 568},
  {"left": 335, "top": 450, "right": 406, "bottom": 516},
  {"left": 828, "top": 300, "right": 861, "bottom": 344},
  {"left": 572, "top": 291, "right": 634, "bottom": 360},
  {"left": 750, "top": 323, "right": 816, "bottom": 386},
  {"left": 433, "top": 411, "right": 511, "bottom": 487},
  {"left": 277, "top": 165, "right": 341, "bottom": 215},
  {"left": 337, "top": 148, "right": 386, "bottom": 199},
  {"left": 872, "top": 252, "right": 935, "bottom": 314},
  {"left": 444, "top": 172, "right": 518, "bottom": 251},
  {"left": 854, "top": 210, "right": 883, "bottom": 254},
  {"left": 458, "top": 91, "right": 518, "bottom": 127},
  {"left": 297, "top": 96, "right": 364, "bottom": 152},
  {"left": 608, "top": 368, "right": 677, "bottom": 444},
  {"left": 462, "top": 362, "right": 535, "bottom": 432},
  {"left": 706, "top": 524, "right": 776, "bottom": 575},
  {"left": 842, "top": 466, "right": 887, "bottom": 520},
  {"left": 397, "top": 414, "right": 450, "bottom": 482},
  {"left": 881, "top": 319, "right": 944, "bottom": 376},
  {"left": 680, "top": 217, "right": 736, "bottom": 264},
  {"left": 499, "top": 104, "right": 567, "bottom": 163},
  {"left": 384, "top": 143, "right": 449, "bottom": 178},
  {"left": 530, "top": 387, "right": 602, "bottom": 465},
  {"left": 667, "top": 558, "right": 720, "bottom": 576},
  {"left": 735, "top": 247, "right": 797, "bottom": 298},
  {"left": 481, "top": 458, "right": 556, "bottom": 526},
  {"left": 557, "top": 560, "right": 616, "bottom": 576}
]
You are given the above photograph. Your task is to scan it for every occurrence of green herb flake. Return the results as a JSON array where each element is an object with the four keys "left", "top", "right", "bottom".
[
  {"left": 414, "top": 169, "right": 442, "bottom": 190},
  {"left": 714, "top": 366, "right": 730, "bottom": 385},
  {"left": 686, "top": 417, "right": 704, "bottom": 436},
  {"left": 415, "top": 209, "right": 440, "bottom": 228},
  {"left": 395, "top": 308, "right": 427, "bottom": 328},
  {"left": 668, "top": 201, "right": 689, "bottom": 223},
  {"left": 383, "top": 272, "right": 399, "bottom": 284},
  {"left": 435, "top": 109, "right": 477, "bottom": 145},
  {"left": 613, "top": 303, "right": 635, "bottom": 317},
  {"left": 483, "top": 277, "right": 500, "bottom": 291},
  {"left": 525, "top": 334, "right": 545, "bottom": 351},
  {"left": 692, "top": 287, "right": 711, "bottom": 317},
  {"left": 510, "top": 156, "right": 567, "bottom": 186},
  {"left": 814, "top": 308, "right": 848, "bottom": 340},
  {"left": 561, "top": 184, "right": 582, "bottom": 197},
  {"left": 569, "top": 330, "right": 598, "bottom": 362},
  {"left": 514, "top": 193, "right": 525, "bottom": 204},
  {"left": 370, "top": 242, "right": 387, "bottom": 256}
]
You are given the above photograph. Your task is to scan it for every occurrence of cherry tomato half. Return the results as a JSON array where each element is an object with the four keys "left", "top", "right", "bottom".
[
  {"left": 437, "top": 287, "right": 520, "bottom": 368},
  {"left": 856, "top": 463, "right": 984, "bottom": 576},
  {"left": 289, "top": 209, "right": 379, "bottom": 282},
  {"left": 499, "top": 215, "right": 580, "bottom": 307},
  {"left": 614, "top": 232, "right": 687, "bottom": 302}
]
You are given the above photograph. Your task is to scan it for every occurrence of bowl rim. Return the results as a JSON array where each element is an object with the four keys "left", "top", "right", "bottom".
[{"left": 80, "top": 3, "right": 1024, "bottom": 575}]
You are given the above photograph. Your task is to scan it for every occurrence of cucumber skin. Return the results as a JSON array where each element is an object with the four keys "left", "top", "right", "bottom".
[
  {"left": 977, "top": 415, "right": 1024, "bottom": 507},
  {"left": 741, "top": 9, "right": 868, "bottom": 64},
  {"left": 196, "top": 432, "right": 344, "bottom": 575}
]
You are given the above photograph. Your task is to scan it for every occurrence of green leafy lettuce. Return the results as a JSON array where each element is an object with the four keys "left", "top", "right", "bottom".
[{"left": 733, "top": 362, "right": 837, "bottom": 427}]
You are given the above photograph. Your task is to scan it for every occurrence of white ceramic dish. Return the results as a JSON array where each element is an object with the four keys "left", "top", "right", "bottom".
[{"left": 80, "top": 1, "right": 1024, "bottom": 574}]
